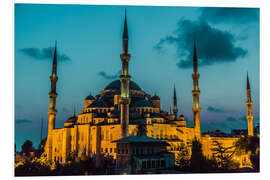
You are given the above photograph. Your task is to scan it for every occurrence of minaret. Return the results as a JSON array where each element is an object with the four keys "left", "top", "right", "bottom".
[
  {"left": 173, "top": 84, "right": 178, "bottom": 119},
  {"left": 192, "top": 41, "right": 201, "bottom": 138},
  {"left": 246, "top": 72, "right": 254, "bottom": 136},
  {"left": 48, "top": 41, "right": 58, "bottom": 132},
  {"left": 47, "top": 41, "right": 58, "bottom": 160},
  {"left": 119, "top": 9, "right": 131, "bottom": 137}
]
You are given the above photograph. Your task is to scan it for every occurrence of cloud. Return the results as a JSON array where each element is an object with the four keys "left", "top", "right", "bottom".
[
  {"left": 15, "top": 119, "right": 32, "bottom": 124},
  {"left": 239, "top": 115, "right": 247, "bottom": 121},
  {"left": 98, "top": 70, "right": 121, "bottom": 80},
  {"left": 154, "top": 19, "right": 247, "bottom": 69},
  {"left": 19, "top": 47, "right": 71, "bottom": 61},
  {"left": 226, "top": 116, "right": 247, "bottom": 122},
  {"left": 200, "top": 7, "right": 259, "bottom": 24},
  {"left": 207, "top": 106, "right": 223, "bottom": 113},
  {"left": 202, "top": 121, "right": 229, "bottom": 133},
  {"left": 226, "top": 116, "right": 237, "bottom": 122},
  {"left": 201, "top": 115, "right": 248, "bottom": 133}
]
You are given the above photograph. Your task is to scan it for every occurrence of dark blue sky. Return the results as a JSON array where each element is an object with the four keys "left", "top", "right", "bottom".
[{"left": 15, "top": 4, "right": 259, "bottom": 150}]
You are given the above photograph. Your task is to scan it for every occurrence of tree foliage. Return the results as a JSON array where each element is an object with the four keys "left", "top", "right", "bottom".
[
  {"left": 189, "top": 139, "right": 230, "bottom": 172},
  {"left": 21, "top": 140, "right": 34, "bottom": 156},
  {"left": 190, "top": 139, "right": 206, "bottom": 171},
  {"left": 137, "top": 123, "right": 147, "bottom": 136},
  {"left": 15, "top": 154, "right": 112, "bottom": 176},
  {"left": 234, "top": 136, "right": 259, "bottom": 155},
  {"left": 211, "top": 141, "right": 239, "bottom": 170},
  {"left": 234, "top": 136, "right": 260, "bottom": 171},
  {"left": 175, "top": 143, "right": 190, "bottom": 169}
]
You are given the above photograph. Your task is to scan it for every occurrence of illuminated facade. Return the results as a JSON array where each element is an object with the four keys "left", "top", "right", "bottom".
[{"left": 44, "top": 11, "right": 256, "bottom": 168}]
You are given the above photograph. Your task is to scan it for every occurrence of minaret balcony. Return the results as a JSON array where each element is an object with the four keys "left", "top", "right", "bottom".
[
  {"left": 48, "top": 108, "right": 57, "bottom": 114},
  {"left": 49, "top": 92, "right": 58, "bottom": 98},
  {"left": 120, "top": 53, "right": 130, "bottom": 61},
  {"left": 192, "top": 90, "right": 200, "bottom": 95},
  {"left": 192, "top": 73, "right": 200, "bottom": 79},
  {"left": 50, "top": 75, "right": 58, "bottom": 81},
  {"left": 119, "top": 97, "right": 131, "bottom": 105},
  {"left": 192, "top": 107, "right": 201, "bottom": 112},
  {"left": 120, "top": 74, "right": 131, "bottom": 80},
  {"left": 246, "top": 115, "right": 253, "bottom": 119},
  {"left": 246, "top": 101, "right": 253, "bottom": 105}
]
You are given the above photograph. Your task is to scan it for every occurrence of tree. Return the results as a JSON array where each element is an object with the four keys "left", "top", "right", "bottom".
[
  {"left": 21, "top": 140, "right": 34, "bottom": 156},
  {"left": 137, "top": 123, "right": 147, "bottom": 136},
  {"left": 102, "top": 155, "right": 114, "bottom": 174},
  {"left": 175, "top": 143, "right": 190, "bottom": 169},
  {"left": 15, "top": 160, "right": 52, "bottom": 176},
  {"left": 250, "top": 152, "right": 259, "bottom": 172},
  {"left": 211, "top": 141, "right": 239, "bottom": 170},
  {"left": 234, "top": 136, "right": 259, "bottom": 155},
  {"left": 234, "top": 136, "right": 260, "bottom": 171},
  {"left": 189, "top": 139, "right": 219, "bottom": 172},
  {"left": 190, "top": 139, "right": 206, "bottom": 171},
  {"left": 38, "top": 138, "right": 46, "bottom": 151}
]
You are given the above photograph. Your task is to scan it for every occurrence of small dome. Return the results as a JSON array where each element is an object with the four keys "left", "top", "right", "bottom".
[
  {"left": 88, "top": 99, "right": 109, "bottom": 108},
  {"left": 180, "top": 114, "right": 184, "bottom": 118},
  {"left": 66, "top": 116, "right": 77, "bottom": 123},
  {"left": 104, "top": 80, "right": 142, "bottom": 91},
  {"left": 151, "top": 94, "right": 160, "bottom": 100},
  {"left": 85, "top": 94, "right": 95, "bottom": 100}
]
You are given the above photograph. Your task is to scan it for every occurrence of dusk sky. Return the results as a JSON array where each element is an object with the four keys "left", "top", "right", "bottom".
[{"left": 15, "top": 4, "right": 259, "bottom": 150}]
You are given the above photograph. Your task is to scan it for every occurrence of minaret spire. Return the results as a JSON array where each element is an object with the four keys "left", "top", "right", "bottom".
[
  {"left": 119, "top": 9, "right": 131, "bottom": 137},
  {"left": 173, "top": 84, "right": 178, "bottom": 118},
  {"left": 247, "top": 72, "right": 250, "bottom": 89},
  {"left": 247, "top": 72, "right": 251, "bottom": 101},
  {"left": 193, "top": 40, "right": 198, "bottom": 75},
  {"left": 52, "top": 41, "right": 57, "bottom": 74},
  {"left": 246, "top": 71, "right": 254, "bottom": 136},
  {"left": 192, "top": 40, "right": 201, "bottom": 138},
  {"left": 73, "top": 106, "right": 76, "bottom": 117},
  {"left": 122, "top": 8, "right": 129, "bottom": 54},
  {"left": 50, "top": 41, "right": 58, "bottom": 95}
]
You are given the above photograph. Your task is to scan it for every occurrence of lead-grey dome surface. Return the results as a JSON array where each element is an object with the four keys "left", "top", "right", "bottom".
[{"left": 104, "top": 80, "right": 142, "bottom": 91}]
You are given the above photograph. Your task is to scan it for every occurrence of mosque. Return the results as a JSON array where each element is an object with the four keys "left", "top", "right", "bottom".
[{"left": 44, "top": 11, "right": 256, "bottom": 169}]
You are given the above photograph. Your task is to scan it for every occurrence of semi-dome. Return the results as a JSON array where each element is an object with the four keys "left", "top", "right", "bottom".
[{"left": 104, "top": 80, "right": 142, "bottom": 91}]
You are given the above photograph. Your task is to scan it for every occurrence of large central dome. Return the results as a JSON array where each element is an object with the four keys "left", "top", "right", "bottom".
[{"left": 104, "top": 80, "right": 142, "bottom": 91}]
